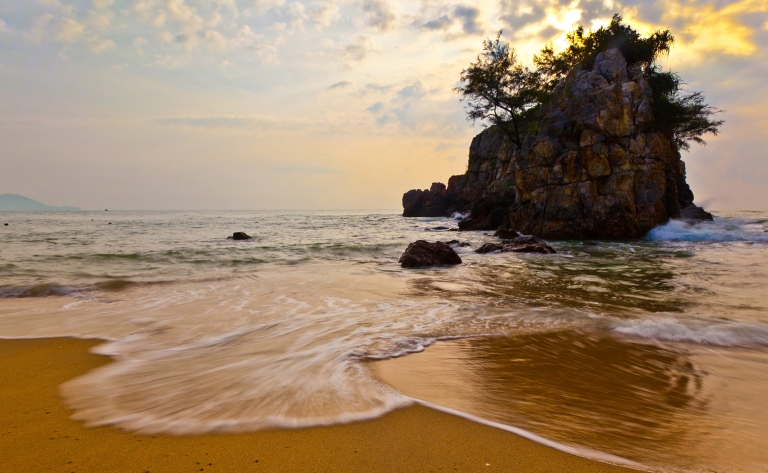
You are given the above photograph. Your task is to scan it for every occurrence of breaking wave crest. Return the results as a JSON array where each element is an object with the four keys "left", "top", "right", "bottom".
[
  {"left": 647, "top": 217, "right": 768, "bottom": 242},
  {"left": 613, "top": 317, "right": 768, "bottom": 347}
]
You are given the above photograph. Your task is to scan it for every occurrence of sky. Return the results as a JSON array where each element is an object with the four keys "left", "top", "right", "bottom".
[{"left": 0, "top": 0, "right": 767, "bottom": 210}]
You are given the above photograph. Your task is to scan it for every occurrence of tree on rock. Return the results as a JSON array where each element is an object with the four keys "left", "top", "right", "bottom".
[
  {"left": 454, "top": 32, "right": 546, "bottom": 148},
  {"left": 457, "top": 14, "right": 722, "bottom": 152}
]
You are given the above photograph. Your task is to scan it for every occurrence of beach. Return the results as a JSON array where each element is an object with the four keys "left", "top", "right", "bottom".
[
  {"left": 0, "top": 337, "right": 638, "bottom": 473},
  {"left": 2, "top": 210, "right": 768, "bottom": 472}
]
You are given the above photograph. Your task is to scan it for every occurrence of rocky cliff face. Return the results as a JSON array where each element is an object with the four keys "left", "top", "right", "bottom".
[{"left": 403, "top": 48, "right": 711, "bottom": 239}]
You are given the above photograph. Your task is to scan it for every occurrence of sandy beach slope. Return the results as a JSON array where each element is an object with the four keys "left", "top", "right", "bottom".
[{"left": 0, "top": 338, "right": 639, "bottom": 473}]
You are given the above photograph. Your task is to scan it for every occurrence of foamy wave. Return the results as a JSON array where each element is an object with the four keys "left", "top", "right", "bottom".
[
  {"left": 613, "top": 318, "right": 768, "bottom": 347},
  {"left": 0, "top": 284, "right": 78, "bottom": 298},
  {"left": 647, "top": 218, "right": 768, "bottom": 242}
]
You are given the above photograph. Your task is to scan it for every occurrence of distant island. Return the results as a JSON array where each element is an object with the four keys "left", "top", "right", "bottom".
[{"left": 0, "top": 194, "right": 81, "bottom": 211}]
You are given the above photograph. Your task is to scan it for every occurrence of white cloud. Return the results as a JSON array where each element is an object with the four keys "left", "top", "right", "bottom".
[
  {"left": 310, "top": 3, "right": 340, "bottom": 28},
  {"left": 89, "top": 38, "right": 116, "bottom": 53},
  {"left": 92, "top": 0, "right": 115, "bottom": 10},
  {"left": 87, "top": 8, "right": 115, "bottom": 32},
  {"left": 360, "top": 0, "right": 397, "bottom": 31},
  {"left": 56, "top": 17, "right": 85, "bottom": 42},
  {"left": 342, "top": 34, "right": 377, "bottom": 65}
]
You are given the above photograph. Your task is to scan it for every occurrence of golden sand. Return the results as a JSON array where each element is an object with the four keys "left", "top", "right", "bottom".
[{"left": 0, "top": 338, "right": 638, "bottom": 473}]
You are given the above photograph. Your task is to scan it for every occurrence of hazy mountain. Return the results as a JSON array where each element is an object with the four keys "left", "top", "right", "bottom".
[{"left": 0, "top": 194, "right": 81, "bottom": 211}]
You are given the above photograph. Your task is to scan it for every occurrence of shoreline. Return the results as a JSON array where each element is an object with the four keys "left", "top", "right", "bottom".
[{"left": 0, "top": 337, "right": 640, "bottom": 473}]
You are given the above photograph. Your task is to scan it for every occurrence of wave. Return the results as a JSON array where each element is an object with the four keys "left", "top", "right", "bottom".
[
  {"left": 647, "top": 218, "right": 768, "bottom": 242},
  {"left": 0, "top": 283, "right": 78, "bottom": 298},
  {"left": 613, "top": 317, "right": 768, "bottom": 347}
]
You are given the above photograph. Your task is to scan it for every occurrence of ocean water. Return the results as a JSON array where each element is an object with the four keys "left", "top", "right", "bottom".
[{"left": 1, "top": 210, "right": 768, "bottom": 472}]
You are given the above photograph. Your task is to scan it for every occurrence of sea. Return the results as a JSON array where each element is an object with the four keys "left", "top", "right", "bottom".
[{"left": 1, "top": 210, "right": 767, "bottom": 473}]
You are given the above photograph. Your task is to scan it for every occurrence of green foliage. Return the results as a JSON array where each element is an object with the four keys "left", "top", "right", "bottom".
[
  {"left": 456, "top": 14, "right": 723, "bottom": 152},
  {"left": 644, "top": 66, "right": 724, "bottom": 151},
  {"left": 454, "top": 32, "right": 547, "bottom": 147},
  {"left": 533, "top": 14, "right": 674, "bottom": 88}
]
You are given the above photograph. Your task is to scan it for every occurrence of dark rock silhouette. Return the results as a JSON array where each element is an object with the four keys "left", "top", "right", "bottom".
[
  {"left": 229, "top": 232, "right": 253, "bottom": 240},
  {"left": 399, "top": 240, "right": 462, "bottom": 268},
  {"left": 402, "top": 183, "right": 456, "bottom": 217},
  {"left": 402, "top": 48, "right": 713, "bottom": 239},
  {"left": 681, "top": 204, "right": 714, "bottom": 222},
  {"left": 475, "top": 235, "right": 556, "bottom": 254}
]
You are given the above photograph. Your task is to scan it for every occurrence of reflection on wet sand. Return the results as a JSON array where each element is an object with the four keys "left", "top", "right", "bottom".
[{"left": 371, "top": 331, "right": 768, "bottom": 472}]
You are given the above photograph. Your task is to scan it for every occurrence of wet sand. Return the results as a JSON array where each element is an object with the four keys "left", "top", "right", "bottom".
[{"left": 0, "top": 338, "right": 639, "bottom": 473}]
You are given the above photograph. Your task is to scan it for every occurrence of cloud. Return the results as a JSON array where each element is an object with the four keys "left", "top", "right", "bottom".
[
  {"left": 92, "top": 0, "right": 115, "bottom": 9},
  {"left": 310, "top": 3, "right": 339, "bottom": 28},
  {"left": 342, "top": 34, "right": 376, "bottom": 64},
  {"left": 420, "top": 4, "right": 483, "bottom": 36},
  {"left": 423, "top": 15, "right": 453, "bottom": 31},
  {"left": 89, "top": 38, "right": 116, "bottom": 53},
  {"left": 366, "top": 102, "right": 384, "bottom": 113},
  {"left": 328, "top": 80, "right": 353, "bottom": 90},
  {"left": 454, "top": 6, "right": 481, "bottom": 34},
  {"left": 361, "top": 0, "right": 397, "bottom": 31},
  {"left": 56, "top": 17, "right": 85, "bottom": 42}
]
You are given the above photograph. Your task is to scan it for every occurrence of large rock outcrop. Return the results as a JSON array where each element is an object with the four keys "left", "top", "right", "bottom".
[{"left": 402, "top": 48, "right": 710, "bottom": 239}]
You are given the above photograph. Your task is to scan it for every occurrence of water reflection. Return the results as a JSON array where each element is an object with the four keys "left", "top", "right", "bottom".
[
  {"left": 404, "top": 246, "right": 687, "bottom": 316},
  {"left": 371, "top": 330, "right": 768, "bottom": 471}
]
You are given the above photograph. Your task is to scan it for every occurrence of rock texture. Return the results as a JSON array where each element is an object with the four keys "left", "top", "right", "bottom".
[
  {"left": 402, "top": 183, "right": 453, "bottom": 217},
  {"left": 399, "top": 240, "right": 463, "bottom": 268},
  {"left": 475, "top": 235, "right": 556, "bottom": 254},
  {"left": 403, "top": 48, "right": 712, "bottom": 239}
]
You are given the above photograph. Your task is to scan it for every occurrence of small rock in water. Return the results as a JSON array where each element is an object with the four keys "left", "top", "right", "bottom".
[
  {"left": 425, "top": 226, "right": 452, "bottom": 231},
  {"left": 108, "top": 222, "right": 112, "bottom": 225},
  {"left": 476, "top": 235, "right": 556, "bottom": 255},
  {"left": 681, "top": 204, "right": 714, "bottom": 223},
  {"left": 3, "top": 223, "right": 8, "bottom": 226},
  {"left": 399, "top": 240, "right": 462, "bottom": 268},
  {"left": 229, "top": 232, "right": 253, "bottom": 240},
  {"left": 494, "top": 228, "right": 520, "bottom": 239}
]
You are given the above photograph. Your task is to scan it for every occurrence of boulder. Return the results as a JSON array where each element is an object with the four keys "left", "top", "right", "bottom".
[
  {"left": 230, "top": 232, "right": 253, "bottom": 240},
  {"left": 398, "top": 240, "right": 462, "bottom": 268}
]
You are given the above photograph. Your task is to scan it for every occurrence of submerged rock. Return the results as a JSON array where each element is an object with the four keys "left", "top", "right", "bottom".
[
  {"left": 402, "top": 48, "right": 714, "bottom": 239},
  {"left": 444, "top": 239, "right": 471, "bottom": 247},
  {"left": 229, "top": 232, "right": 253, "bottom": 240},
  {"left": 475, "top": 235, "right": 556, "bottom": 255},
  {"left": 399, "top": 240, "right": 462, "bottom": 268}
]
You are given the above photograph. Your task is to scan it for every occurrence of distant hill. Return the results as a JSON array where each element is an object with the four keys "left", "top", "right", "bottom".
[{"left": 0, "top": 194, "right": 81, "bottom": 211}]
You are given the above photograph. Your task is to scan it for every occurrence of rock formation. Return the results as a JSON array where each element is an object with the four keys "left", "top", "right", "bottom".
[
  {"left": 399, "top": 240, "right": 462, "bottom": 268},
  {"left": 402, "top": 48, "right": 712, "bottom": 239}
]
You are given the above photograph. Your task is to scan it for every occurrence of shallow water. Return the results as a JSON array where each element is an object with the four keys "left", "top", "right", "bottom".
[{"left": 1, "top": 210, "right": 767, "bottom": 472}]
